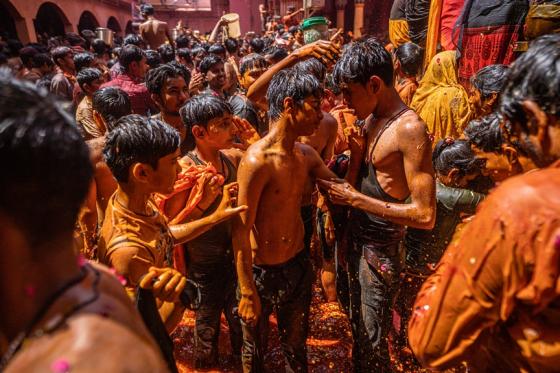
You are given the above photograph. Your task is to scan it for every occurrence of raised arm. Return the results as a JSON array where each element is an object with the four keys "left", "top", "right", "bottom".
[
  {"left": 246, "top": 41, "right": 340, "bottom": 109},
  {"left": 318, "top": 117, "right": 436, "bottom": 229},
  {"left": 232, "top": 152, "right": 269, "bottom": 325}
]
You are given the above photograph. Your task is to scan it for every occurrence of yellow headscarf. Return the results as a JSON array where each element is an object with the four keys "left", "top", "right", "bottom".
[{"left": 410, "top": 50, "right": 472, "bottom": 143}]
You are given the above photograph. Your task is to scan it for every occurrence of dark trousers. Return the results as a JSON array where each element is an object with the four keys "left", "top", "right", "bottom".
[
  {"left": 241, "top": 250, "right": 314, "bottom": 373},
  {"left": 189, "top": 262, "right": 243, "bottom": 368},
  {"left": 339, "top": 244, "right": 400, "bottom": 373}
]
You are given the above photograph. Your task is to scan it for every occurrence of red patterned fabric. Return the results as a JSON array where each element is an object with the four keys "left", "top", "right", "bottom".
[{"left": 458, "top": 24, "right": 521, "bottom": 85}]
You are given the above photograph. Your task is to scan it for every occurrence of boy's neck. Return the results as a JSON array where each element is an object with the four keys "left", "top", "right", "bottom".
[
  {"left": 267, "top": 117, "right": 298, "bottom": 153},
  {"left": 193, "top": 143, "right": 222, "bottom": 167},
  {"left": 115, "top": 185, "right": 153, "bottom": 216}
]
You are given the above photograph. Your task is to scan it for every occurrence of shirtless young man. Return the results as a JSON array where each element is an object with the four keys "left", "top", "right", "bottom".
[
  {"left": 0, "top": 73, "right": 167, "bottom": 372},
  {"left": 78, "top": 87, "right": 132, "bottom": 258},
  {"left": 139, "top": 4, "right": 173, "bottom": 49},
  {"left": 318, "top": 38, "right": 435, "bottom": 372},
  {"left": 233, "top": 69, "right": 338, "bottom": 373},
  {"left": 409, "top": 33, "right": 560, "bottom": 373},
  {"left": 98, "top": 116, "right": 246, "bottom": 333}
]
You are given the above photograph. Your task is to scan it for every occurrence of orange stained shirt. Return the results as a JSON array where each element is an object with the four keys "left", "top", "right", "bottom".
[
  {"left": 409, "top": 163, "right": 560, "bottom": 372},
  {"left": 97, "top": 193, "right": 174, "bottom": 289}
]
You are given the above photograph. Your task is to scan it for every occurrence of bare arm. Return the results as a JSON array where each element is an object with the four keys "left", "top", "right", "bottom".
[
  {"left": 232, "top": 152, "right": 269, "bottom": 324},
  {"left": 209, "top": 18, "right": 226, "bottom": 43},
  {"left": 246, "top": 41, "right": 340, "bottom": 109},
  {"left": 319, "top": 118, "right": 436, "bottom": 229},
  {"left": 321, "top": 112, "right": 338, "bottom": 161},
  {"left": 78, "top": 179, "right": 98, "bottom": 259}
]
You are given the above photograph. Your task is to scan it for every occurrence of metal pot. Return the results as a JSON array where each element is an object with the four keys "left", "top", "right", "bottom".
[{"left": 96, "top": 27, "right": 114, "bottom": 46}]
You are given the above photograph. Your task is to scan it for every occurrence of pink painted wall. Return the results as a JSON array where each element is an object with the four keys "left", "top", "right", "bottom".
[{"left": 229, "top": 0, "right": 262, "bottom": 34}]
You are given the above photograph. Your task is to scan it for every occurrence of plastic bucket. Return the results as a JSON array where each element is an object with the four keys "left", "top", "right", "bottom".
[
  {"left": 222, "top": 13, "right": 241, "bottom": 38},
  {"left": 301, "top": 17, "right": 329, "bottom": 44}
]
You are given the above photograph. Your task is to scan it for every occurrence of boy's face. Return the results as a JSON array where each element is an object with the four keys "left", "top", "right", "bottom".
[
  {"left": 205, "top": 62, "right": 226, "bottom": 90},
  {"left": 198, "top": 113, "right": 236, "bottom": 149},
  {"left": 239, "top": 65, "right": 266, "bottom": 90},
  {"left": 84, "top": 78, "right": 104, "bottom": 96},
  {"left": 159, "top": 76, "right": 189, "bottom": 115},
  {"left": 147, "top": 149, "right": 182, "bottom": 194},
  {"left": 292, "top": 94, "right": 323, "bottom": 136},
  {"left": 340, "top": 80, "right": 377, "bottom": 120}
]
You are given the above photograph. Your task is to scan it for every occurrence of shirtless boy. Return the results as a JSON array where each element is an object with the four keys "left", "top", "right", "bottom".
[
  {"left": 0, "top": 73, "right": 167, "bottom": 372},
  {"left": 233, "top": 69, "right": 338, "bottom": 372},
  {"left": 139, "top": 4, "right": 173, "bottom": 49},
  {"left": 98, "top": 116, "right": 246, "bottom": 333},
  {"left": 319, "top": 38, "right": 435, "bottom": 372}
]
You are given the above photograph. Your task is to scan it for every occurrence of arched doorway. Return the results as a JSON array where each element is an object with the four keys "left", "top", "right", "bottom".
[
  {"left": 0, "top": 0, "right": 21, "bottom": 40},
  {"left": 34, "top": 2, "right": 70, "bottom": 38},
  {"left": 107, "top": 17, "right": 122, "bottom": 34},
  {"left": 125, "top": 20, "right": 134, "bottom": 35},
  {"left": 78, "top": 11, "right": 99, "bottom": 33}
]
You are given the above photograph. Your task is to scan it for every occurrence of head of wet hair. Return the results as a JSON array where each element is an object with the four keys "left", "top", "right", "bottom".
[
  {"left": 51, "top": 46, "right": 72, "bottom": 67},
  {"left": 158, "top": 44, "right": 175, "bottom": 63},
  {"left": 267, "top": 68, "right": 322, "bottom": 121},
  {"left": 333, "top": 38, "right": 393, "bottom": 86},
  {"left": 76, "top": 67, "right": 102, "bottom": 90},
  {"left": 464, "top": 112, "right": 505, "bottom": 152},
  {"left": 179, "top": 94, "right": 232, "bottom": 151},
  {"left": 264, "top": 46, "right": 288, "bottom": 64},
  {"left": 73, "top": 52, "right": 95, "bottom": 72},
  {"left": 123, "top": 34, "right": 144, "bottom": 47},
  {"left": 31, "top": 53, "right": 54, "bottom": 69},
  {"left": 294, "top": 57, "right": 327, "bottom": 82},
  {"left": 208, "top": 44, "right": 226, "bottom": 57},
  {"left": 145, "top": 49, "right": 162, "bottom": 69},
  {"left": 176, "top": 48, "right": 192, "bottom": 65},
  {"left": 394, "top": 42, "right": 423, "bottom": 77},
  {"left": 91, "top": 39, "right": 109, "bottom": 56},
  {"left": 224, "top": 38, "right": 238, "bottom": 54},
  {"left": 0, "top": 70, "right": 93, "bottom": 246},
  {"left": 92, "top": 87, "right": 131, "bottom": 132},
  {"left": 119, "top": 44, "right": 146, "bottom": 71},
  {"left": 19, "top": 47, "right": 38, "bottom": 68},
  {"left": 432, "top": 138, "right": 484, "bottom": 177},
  {"left": 146, "top": 63, "right": 191, "bottom": 95},
  {"left": 141, "top": 3, "right": 155, "bottom": 16},
  {"left": 175, "top": 35, "right": 190, "bottom": 49},
  {"left": 199, "top": 54, "right": 224, "bottom": 74},
  {"left": 250, "top": 38, "right": 265, "bottom": 54},
  {"left": 65, "top": 32, "right": 85, "bottom": 47},
  {"left": 239, "top": 53, "right": 268, "bottom": 75},
  {"left": 103, "top": 115, "right": 180, "bottom": 183},
  {"left": 471, "top": 64, "right": 509, "bottom": 99},
  {"left": 501, "top": 34, "right": 560, "bottom": 131}
]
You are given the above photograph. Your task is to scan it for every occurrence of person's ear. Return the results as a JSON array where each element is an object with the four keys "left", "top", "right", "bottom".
[
  {"left": 192, "top": 125, "right": 205, "bottom": 140},
  {"left": 521, "top": 100, "right": 550, "bottom": 147},
  {"left": 502, "top": 144, "right": 519, "bottom": 165},
  {"left": 131, "top": 163, "right": 151, "bottom": 184},
  {"left": 283, "top": 96, "right": 295, "bottom": 116},
  {"left": 150, "top": 93, "right": 163, "bottom": 107},
  {"left": 367, "top": 75, "right": 381, "bottom": 95},
  {"left": 447, "top": 168, "right": 460, "bottom": 185}
]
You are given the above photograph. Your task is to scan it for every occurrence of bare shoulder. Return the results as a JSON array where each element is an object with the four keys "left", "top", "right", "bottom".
[
  {"left": 86, "top": 137, "right": 105, "bottom": 164},
  {"left": 321, "top": 111, "right": 338, "bottom": 132},
  {"left": 179, "top": 154, "right": 196, "bottom": 166},
  {"left": 239, "top": 141, "right": 269, "bottom": 172},
  {"left": 397, "top": 111, "right": 430, "bottom": 146},
  {"left": 296, "top": 142, "right": 322, "bottom": 164}
]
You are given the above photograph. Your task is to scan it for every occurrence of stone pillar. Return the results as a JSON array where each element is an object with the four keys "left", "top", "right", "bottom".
[
  {"left": 353, "top": 1, "right": 364, "bottom": 38},
  {"left": 335, "top": 0, "right": 346, "bottom": 30}
]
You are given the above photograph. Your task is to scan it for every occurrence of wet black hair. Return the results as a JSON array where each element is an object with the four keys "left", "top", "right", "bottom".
[
  {"left": 146, "top": 63, "right": 190, "bottom": 95},
  {"left": 395, "top": 42, "right": 423, "bottom": 77},
  {"left": 295, "top": 57, "right": 327, "bottom": 82},
  {"left": 239, "top": 53, "right": 267, "bottom": 75},
  {"left": 464, "top": 112, "right": 504, "bottom": 152},
  {"left": 250, "top": 38, "right": 265, "bottom": 54},
  {"left": 501, "top": 34, "right": 560, "bottom": 131},
  {"left": 191, "top": 46, "right": 207, "bottom": 61},
  {"left": 471, "top": 64, "right": 509, "bottom": 99},
  {"left": 119, "top": 44, "right": 146, "bottom": 70},
  {"left": 224, "top": 38, "right": 238, "bottom": 54},
  {"left": 176, "top": 48, "right": 192, "bottom": 65},
  {"left": 209, "top": 44, "right": 226, "bottom": 56},
  {"left": 167, "top": 61, "right": 191, "bottom": 86},
  {"left": 145, "top": 49, "right": 162, "bottom": 69},
  {"left": 158, "top": 44, "right": 175, "bottom": 63},
  {"left": 91, "top": 39, "right": 109, "bottom": 56},
  {"left": 180, "top": 94, "right": 232, "bottom": 151},
  {"left": 73, "top": 52, "right": 95, "bottom": 72},
  {"left": 123, "top": 34, "right": 144, "bottom": 47},
  {"left": 141, "top": 3, "right": 155, "bottom": 15},
  {"left": 288, "top": 26, "right": 300, "bottom": 35},
  {"left": 20, "top": 47, "right": 38, "bottom": 68},
  {"left": 432, "top": 139, "right": 483, "bottom": 176},
  {"left": 267, "top": 68, "right": 322, "bottom": 121},
  {"left": 92, "top": 87, "right": 131, "bottom": 132},
  {"left": 333, "top": 38, "right": 393, "bottom": 86},
  {"left": 0, "top": 70, "right": 93, "bottom": 245},
  {"left": 76, "top": 67, "right": 102, "bottom": 90},
  {"left": 175, "top": 35, "right": 190, "bottom": 49},
  {"left": 65, "top": 32, "right": 85, "bottom": 47},
  {"left": 325, "top": 73, "right": 341, "bottom": 95},
  {"left": 199, "top": 54, "right": 224, "bottom": 74},
  {"left": 31, "top": 53, "right": 54, "bottom": 69},
  {"left": 51, "top": 46, "right": 73, "bottom": 67},
  {"left": 103, "top": 115, "right": 180, "bottom": 183},
  {"left": 264, "top": 46, "right": 288, "bottom": 64}
]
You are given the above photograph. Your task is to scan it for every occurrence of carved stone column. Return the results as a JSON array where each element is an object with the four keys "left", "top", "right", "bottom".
[
  {"left": 336, "top": 0, "right": 347, "bottom": 30},
  {"left": 353, "top": 0, "right": 364, "bottom": 38}
]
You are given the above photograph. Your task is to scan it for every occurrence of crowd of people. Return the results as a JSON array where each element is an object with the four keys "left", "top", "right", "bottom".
[{"left": 1, "top": 1, "right": 560, "bottom": 372}]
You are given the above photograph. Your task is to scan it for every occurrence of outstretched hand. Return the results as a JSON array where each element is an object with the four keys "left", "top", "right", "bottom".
[
  {"left": 139, "top": 267, "right": 187, "bottom": 304},
  {"left": 214, "top": 182, "right": 248, "bottom": 221}
]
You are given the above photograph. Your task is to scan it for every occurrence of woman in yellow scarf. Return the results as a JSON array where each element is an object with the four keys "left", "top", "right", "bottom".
[{"left": 411, "top": 50, "right": 472, "bottom": 143}]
